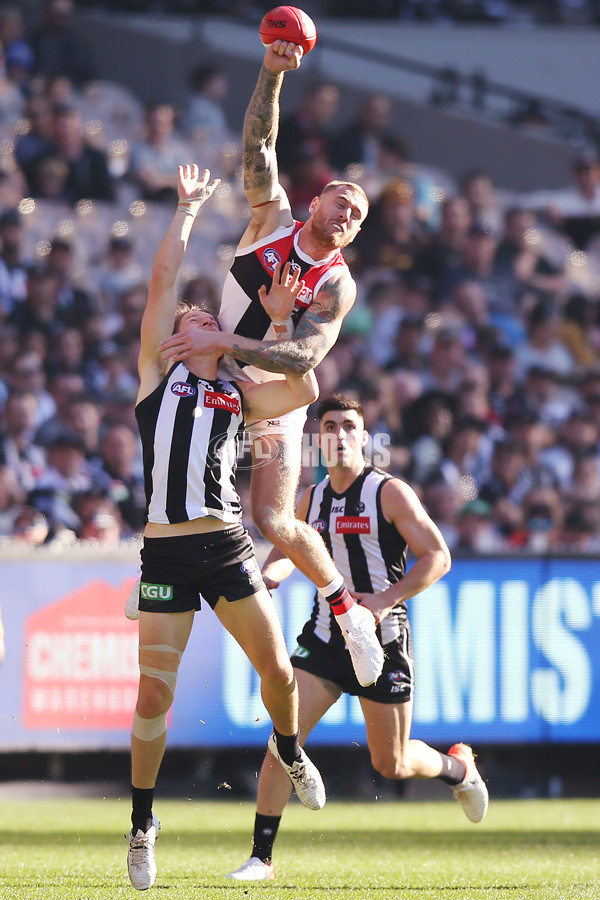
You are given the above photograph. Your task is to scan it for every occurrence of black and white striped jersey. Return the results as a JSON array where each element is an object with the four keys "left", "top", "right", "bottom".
[
  {"left": 135, "top": 363, "right": 245, "bottom": 525},
  {"left": 219, "top": 221, "right": 349, "bottom": 384},
  {"left": 304, "top": 465, "right": 408, "bottom": 648}
]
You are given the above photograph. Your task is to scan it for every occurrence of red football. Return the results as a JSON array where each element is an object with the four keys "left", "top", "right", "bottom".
[{"left": 259, "top": 6, "right": 318, "bottom": 55}]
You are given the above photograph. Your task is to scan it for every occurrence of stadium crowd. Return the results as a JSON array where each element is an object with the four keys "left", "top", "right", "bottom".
[{"left": 1, "top": 0, "right": 600, "bottom": 555}]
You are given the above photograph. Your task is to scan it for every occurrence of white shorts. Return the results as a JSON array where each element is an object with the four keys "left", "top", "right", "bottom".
[{"left": 245, "top": 404, "right": 309, "bottom": 440}]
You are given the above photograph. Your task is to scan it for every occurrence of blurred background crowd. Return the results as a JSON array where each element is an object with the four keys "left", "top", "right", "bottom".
[{"left": 2, "top": 0, "right": 600, "bottom": 557}]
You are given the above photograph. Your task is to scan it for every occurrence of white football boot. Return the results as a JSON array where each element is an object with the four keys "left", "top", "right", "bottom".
[
  {"left": 268, "top": 733, "right": 326, "bottom": 810},
  {"left": 448, "top": 743, "right": 489, "bottom": 823},
  {"left": 127, "top": 814, "right": 160, "bottom": 890},
  {"left": 226, "top": 856, "right": 275, "bottom": 881},
  {"left": 339, "top": 604, "right": 384, "bottom": 687}
]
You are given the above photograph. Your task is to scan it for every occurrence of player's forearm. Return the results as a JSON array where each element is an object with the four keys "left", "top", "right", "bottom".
[
  {"left": 381, "top": 550, "right": 451, "bottom": 608},
  {"left": 262, "top": 546, "right": 296, "bottom": 583},
  {"left": 243, "top": 65, "right": 283, "bottom": 197},
  {"left": 227, "top": 332, "right": 323, "bottom": 376},
  {"left": 151, "top": 207, "right": 197, "bottom": 288}
]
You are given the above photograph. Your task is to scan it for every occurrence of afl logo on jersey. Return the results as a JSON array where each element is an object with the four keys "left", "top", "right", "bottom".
[
  {"left": 263, "top": 248, "right": 281, "bottom": 271},
  {"left": 311, "top": 519, "right": 327, "bottom": 533},
  {"left": 171, "top": 381, "right": 197, "bottom": 398}
]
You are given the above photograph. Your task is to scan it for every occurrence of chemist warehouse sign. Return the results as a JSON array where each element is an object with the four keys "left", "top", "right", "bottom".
[{"left": 0, "top": 556, "right": 599, "bottom": 748}]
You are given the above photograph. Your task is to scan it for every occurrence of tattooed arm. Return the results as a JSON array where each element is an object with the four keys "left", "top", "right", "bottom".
[
  {"left": 239, "top": 42, "right": 302, "bottom": 245},
  {"left": 159, "top": 272, "right": 357, "bottom": 376}
]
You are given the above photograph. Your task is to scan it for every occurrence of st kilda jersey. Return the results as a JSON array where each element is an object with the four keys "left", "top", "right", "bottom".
[
  {"left": 219, "top": 221, "right": 349, "bottom": 383},
  {"left": 304, "top": 465, "right": 408, "bottom": 648},
  {"left": 135, "top": 363, "right": 245, "bottom": 525}
]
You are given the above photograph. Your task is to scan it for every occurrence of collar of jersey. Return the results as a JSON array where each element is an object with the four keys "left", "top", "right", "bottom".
[{"left": 294, "top": 230, "right": 336, "bottom": 266}]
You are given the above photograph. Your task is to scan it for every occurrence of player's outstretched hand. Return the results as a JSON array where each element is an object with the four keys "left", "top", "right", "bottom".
[
  {"left": 258, "top": 261, "right": 305, "bottom": 323},
  {"left": 177, "top": 164, "right": 221, "bottom": 206},
  {"left": 263, "top": 40, "right": 304, "bottom": 73}
]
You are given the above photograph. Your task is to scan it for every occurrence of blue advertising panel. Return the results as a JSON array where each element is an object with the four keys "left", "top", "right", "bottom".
[{"left": 0, "top": 555, "right": 598, "bottom": 749}]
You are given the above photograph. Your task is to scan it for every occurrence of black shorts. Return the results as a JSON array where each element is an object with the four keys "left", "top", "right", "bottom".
[
  {"left": 291, "top": 621, "right": 414, "bottom": 705},
  {"left": 139, "top": 525, "right": 265, "bottom": 613}
]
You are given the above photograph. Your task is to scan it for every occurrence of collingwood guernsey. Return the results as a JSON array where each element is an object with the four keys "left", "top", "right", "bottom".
[
  {"left": 135, "top": 362, "right": 245, "bottom": 525},
  {"left": 302, "top": 465, "right": 408, "bottom": 648}
]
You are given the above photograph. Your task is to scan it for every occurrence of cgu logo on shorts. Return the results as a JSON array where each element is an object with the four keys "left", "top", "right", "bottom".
[
  {"left": 171, "top": 381, "right": 197, "bottom": 398},
  {"left": 204, "top": 392, "right": 241, "bottom": 415},
  {"left": 140, "top": 582, "right": 174, "bottom": 601}
]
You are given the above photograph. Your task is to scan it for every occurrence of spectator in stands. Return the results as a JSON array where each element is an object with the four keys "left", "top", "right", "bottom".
[
  {"left": 413, "top": 195, "right": 472, "bottom": 300},
  {"left": 10, "top": 505, "right": 50, "bottom": 545},
  {"left": 7, "top": 350, "right": 55, "bottom": 425},
  {"left": 128, "top": 102, "right": 190, "bottom": 203},
  {"left": 15, "top": 94, "right": 54, "bottom": 169},
  {"left": 0, "top": 390, "right": 46, "bottom": 494},
  {"left": 62, "top": 393, "right": 102, "bottom": 461},
  {"left": 514, "top": 300, "right": 575, "bottom": 380},
  {"left": 29, "top": 0, "right": 94, "bottom": 87},
  {"left": 503, "top": 409, "right": 559, "bottom": 501},
  {"left": 45, "top": 236, "right": 98, "bottom": 327},
  {"left": 404, "top": 389, "right": 455, "bottom": 483},
  {"left": 0, "top": 209, "right": 29, "bottom": 318},
  {"left": 33, "top": 370, "right": 85, "bottom": 448},
  {"left": 276, "top": 81, "right": 340, "bottom": 181},
  {"left": 422, "top": 474, "right": 462, "bottom": 550},
  {"left": 0, "top": 40, "right": 24, "bottom": 127},
  {"left": 93, "top": 235, "right": 141, "bottom": 314},
  {"left": 419, "top": 325, "right": 467, "bottom": 393},
  {"left": 29, "top": 430, "right": 95, "bottom": 530},
  {"left": 79, "top": 509, "right": 123, "bottom": 544},
  {"left": 93, "top": 422, "right": 144, "bottom": 534},
  {"left": 0, "top": 7, "right": 33, "bottom": 92},
  {"left": 494, "top": 207, "right": 567, "bottom": 300},
  {"left": 518, "top": 485, "right": 564, "bottom": 553},
  {"left": 460, "top": 168, "right": 504, "bottom": 234},
  {"left": 181, "top": 63, "right": 230, "bottom": 149},
  {"left": 22, "top": 101, "right": 115, "bottom": 204},
  {"left": 352, "top": 177, "right": 428, "bottom": 276},
  {"left": 330, "top": 92, "right": 392, "bottom": 174},
  {"left": 542, "top": 408, "right": 599, "bottom": 487},
  {"left": 7, "top": 266, "right": 64, "bottom": 340},
  {"left": 524, "top": 149, "right": 600, "bottom": 250},
  {"left": 454, "top": 498, "right": 505, "bottom": 554},
  {"left": 563, "top": 448, "right": 600, "bottom": 509}
]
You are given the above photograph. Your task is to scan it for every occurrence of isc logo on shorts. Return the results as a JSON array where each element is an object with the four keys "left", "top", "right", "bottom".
[
  {"left": 171, "top": 382, "right": 197, "bottom": 398},
  {"left": 240, "top": 558, "right": 260, "bottom": 581},
  {"left": 140, "top": 582, "right": 174, "bottom": 601}
]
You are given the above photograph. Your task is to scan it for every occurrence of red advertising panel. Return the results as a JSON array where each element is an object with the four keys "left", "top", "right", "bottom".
[{"left": 24, "top": 578, "right": 139, "bottom": 730}]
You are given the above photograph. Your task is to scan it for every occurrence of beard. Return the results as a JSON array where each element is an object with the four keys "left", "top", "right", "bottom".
[{"left": 310, "top": 214, "right": 351, "bottom": 250}]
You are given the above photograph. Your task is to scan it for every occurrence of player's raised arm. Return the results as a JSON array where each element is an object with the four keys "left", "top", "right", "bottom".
[
  {"left": 240, "top": 41, "right": 302, "bottom": 242},
  {"left": 137, "top": 165, "right": 219, "bottom": 399}
]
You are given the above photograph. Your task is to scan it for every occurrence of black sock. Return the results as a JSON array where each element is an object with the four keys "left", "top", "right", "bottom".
[
  {"left": 272, "top": 728, "right": 301, "bottom": 767},
  {"left": 252, "top": 813, "right": 281, "bottom": 864},
  {"left": 131, "top": 785, "right": 154, "bottom": 833},
  {"left": 436, "top": 752, "right": 467, "bottom": 786}
]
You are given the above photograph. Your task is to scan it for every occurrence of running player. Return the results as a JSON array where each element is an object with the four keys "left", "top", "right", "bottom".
[{"left": 227, "top": 394, "right": 489, "bottom": 882}]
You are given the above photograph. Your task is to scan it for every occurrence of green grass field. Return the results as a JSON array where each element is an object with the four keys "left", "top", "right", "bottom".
[{"left": 0, "top": 797, "right": 598, "bottom": 899}]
